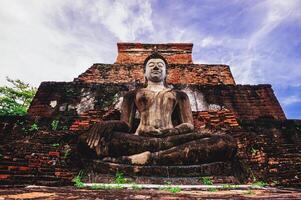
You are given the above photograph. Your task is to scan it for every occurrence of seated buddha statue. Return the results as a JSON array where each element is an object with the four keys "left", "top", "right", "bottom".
[{"left": 79, "top": 52, "right": 237, "bottom": 165}]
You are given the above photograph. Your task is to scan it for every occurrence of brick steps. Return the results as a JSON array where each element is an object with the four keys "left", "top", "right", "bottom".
[{"left": 0, "top": 129, "right": 79, "bottom": 186}]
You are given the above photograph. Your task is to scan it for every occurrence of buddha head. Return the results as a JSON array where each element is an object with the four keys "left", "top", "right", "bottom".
[{"left": 144, "top": 53, "right": 168, "bottom": 83}]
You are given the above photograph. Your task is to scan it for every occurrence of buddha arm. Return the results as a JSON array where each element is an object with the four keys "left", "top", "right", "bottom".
[
  {"left": 86, "top": 91, "right": 136, "bottom": 152},
  {"left": 120, "top": 90, "right": 137, "bottom": 132},
  {"left": 175, "top": 90, "right": 194, "bottom": 133}
]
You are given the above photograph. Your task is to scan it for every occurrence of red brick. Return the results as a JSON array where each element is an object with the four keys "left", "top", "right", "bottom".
[
  {"left": 0, "top": 174, "right": 10, "bottom": 179},
  {"left": 48, "top": 151, "right": 60, "bottom": 157}
]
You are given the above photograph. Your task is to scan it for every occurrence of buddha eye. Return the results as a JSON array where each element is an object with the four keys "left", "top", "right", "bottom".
[
  {"left": 158, "top": 63, "right": 164, "bottom": 68},
  {"left": 148, "top": 62, "right": 155, "bottom": 67}
]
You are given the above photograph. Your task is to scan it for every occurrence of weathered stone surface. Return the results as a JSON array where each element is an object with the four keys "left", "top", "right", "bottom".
[
  {"left": 232, "top": 119, "right": 301, "bottom": 187},
  {"left": 27, "top": 82, "right": 285, "bottom": 121},
  {"left": 1, "top": 186, "right": 301, "bottom": 200},
  {"left": 88, "top": 160, "right": 234, "bottom": 177}
]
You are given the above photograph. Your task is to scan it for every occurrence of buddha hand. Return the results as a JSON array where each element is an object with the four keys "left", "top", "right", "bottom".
[{"left": 86, "top": 120, "right": 130, "bottom": 154}]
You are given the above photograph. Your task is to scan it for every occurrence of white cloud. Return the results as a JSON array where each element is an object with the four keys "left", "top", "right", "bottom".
[
  {"left": 0, "top": 0, "right": 300, "bottom": 90},
  {"left": 195, "top": 0, "right": 301, "bottom": 85},
  {"left": 199, "top": 37, "right": 222, "bottom": 48},
  {"left": 0, "top": 0, "right": 101, "bottom": 86},
  {"left": 281, "top": 95, "right": 301, "bottom": 106},
  {"left": 88, "top": 0, "right": 153, "bottom": 41},
  {"left": 0, "top": 0, "right": 153, "bottom": 87}
]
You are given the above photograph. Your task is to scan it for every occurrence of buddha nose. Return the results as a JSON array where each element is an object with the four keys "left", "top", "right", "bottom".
[{"left": 153, "top": 66, "right": 159, "bottom": 70}]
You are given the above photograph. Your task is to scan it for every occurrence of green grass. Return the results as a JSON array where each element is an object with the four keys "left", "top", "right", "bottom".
[
  {"left": 130, "top": 183, "right": 142, "bottom": 190},
  {"left": 207, "top": 188, "right": 218, "bottom": 192},
  {"left": 160, "top": 185, "right": 181, "bottom": 193},
  {"left": 90, "top": 184, "right": 123, "bottom": 190},
  {"left": 29, "top": 123, "right": 39, "bottom": 132},
  {"left": 114, "top": 171, "right": 127, "bottom": 184},
  {"left": 22, "top": 123, "right": 39, "bottom": 134},
  {"left": 72, "top": 171, "right": 85, "bottom": 188},
  {"left": 245, "top": 190, "right": 256, "bottom": 195},
  {"left": 199, "top": 177, "right": 213, "bottom": 185},
  {"left": 63, "top": 148, "right": 71, "bottom": 159},
  {"left": 252, "top": 181, "right": 268, "bottom": 187},
  {"left": 160, "top": 181, "right": 181, "bottom": 193},
  {"left": 51, "top": 143, "right": 60, "bottom": 147},
  {"left": 251, "top": 147, "right": 258, "bottom": 155},
  {"left": 90, "top": 184, "right": 103, "bottom": 190},
  {"left": 51, "top": 120, "right": 59, "bottom": 131},
  {"left": 221, "top": 184, "right": 239, "bottom": 189}
]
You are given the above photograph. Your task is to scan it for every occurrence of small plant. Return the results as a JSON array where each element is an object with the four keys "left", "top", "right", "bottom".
[
  {"left": 131, "top": 183, "right": 142, "bottom": 190},
  {"left": 114, "top": 171, "right": 127, "bottom": 184},
  {"left": 221, "top": 184, "right": 239, "bottom": 189},
  {"left": 207, "top": 188, "right": 218, "bottom": 192},
  {"left": 29, "top": 123, "right": 39, "bottom": 132},
  {"left": 22, "top": 123, "right": 39, "bottom": 134},
  {"left": 90, "top": 184, "right": 117, "bottom": 190},
  {"left": 16, "top": 120, "right": 24, "bottom": 126},
  {"left": 51, "top": 143, "right": 60, "bottom": 147},
  {"left": 72, "top": 170, "right": 84, "bottom": 188},
  {"left": 200, "top": 176, "right": 213, "bottom": 185},
  {"left": 90, "top": 184, "right": 124, "bottom": 190},
  {"left": 160, "top": 185, "right": 181, "bottom": 193},
  {"left": 251, "top": 147, "right": 258, "bottom": 155},
  {"left": 63, "top": 149, "right": 71, "bottom": 159},
  {"left": 271, "top": 180, "right": 279, "bottom": 186},
  {"left": 62, "top": 145, "right": 72, "bottom": 159},
  {"left": 160, "top": 181, "right": 181, "bottom": 193},
  {"left": 252, "top": 181, "right": 268, "bottom": 187},
  {"left": 90, "top": 184, "right": 102, "bottom": 190},
  {"left": 245, "top": 190, "right": 256, "bottom": 195},
  {"left": 51, "top": 120, "right": 59, "bottom": 131},
  {"left": 167, "top": 186, "right": 181, "bottom": 193}
]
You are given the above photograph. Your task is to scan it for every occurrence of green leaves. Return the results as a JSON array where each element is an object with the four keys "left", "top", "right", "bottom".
[
  {"left": 114, "top": 171, "right": 127, "bottom": 184},
  {"left": 199, "top": 176, "right": 213, "bottom": 185},
  {"left": 51, "top": 120, "right": 59, "bottom": 131},
  {"left": 72, "top": 170, "right": 85, "bottom": 188},
  {"left": 0, "top": 77, "right": 37, "bottom": 116}
]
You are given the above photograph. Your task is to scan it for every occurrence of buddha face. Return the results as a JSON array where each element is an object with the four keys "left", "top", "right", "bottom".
[{"left": 145, "top": 58, "right": 166, "bottom": 83}]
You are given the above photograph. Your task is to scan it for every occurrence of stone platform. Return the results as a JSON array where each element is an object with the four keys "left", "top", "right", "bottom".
[
  {"left": 88, "top": 160, "right": 235, "bottom": 177},
  {"left": 1, "top": 186, "right": 301, "bottom": 200},
  {"left": 82, "top": 160, "right": 242, "bottom": 185}
]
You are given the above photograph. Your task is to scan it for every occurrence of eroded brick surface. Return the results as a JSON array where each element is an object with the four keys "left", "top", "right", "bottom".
[
  {"left": 75, "top": 64, "right": 236, "bottom": 85},
  {"left": 27, "top": 82, "right": 285, "bottom": 120},
  {"left": 115, "top": 43, "right": 193, "bottom": 64}
]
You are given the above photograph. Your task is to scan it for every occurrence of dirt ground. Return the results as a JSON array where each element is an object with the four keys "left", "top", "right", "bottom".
[{"left": 0, "top": 186, "right": 300, "bottom": 200}]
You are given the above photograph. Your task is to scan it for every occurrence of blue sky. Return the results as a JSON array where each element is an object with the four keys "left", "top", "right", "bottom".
[{"left": 0, "top": 0, "right": 300, "bottom": 119}]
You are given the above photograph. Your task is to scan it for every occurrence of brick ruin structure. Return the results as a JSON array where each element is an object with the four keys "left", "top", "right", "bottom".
[{"left": 0, "top": 43, "right": 300, "bottom": 187}]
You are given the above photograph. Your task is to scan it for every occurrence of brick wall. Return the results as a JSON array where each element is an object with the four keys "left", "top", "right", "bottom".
[
  {"left": 193, "top": 84, "right": 286, "bottom": 120},
  {"left": 28, "top": 82, "right": 285, "bottom": 120},
  {"left": 0, "top": 116, "right": 80, "bottom": 186},
  {"left": 115, "top": 43, "right": 193, "bottom": 64},
  {"left": 0, "top": 117, "right": 300, "bottom": 186},
  {"left": 75, "top": 64, "right": 235, "bottom": 85},
  {"left": 232, "top": 119, "right": 301, "bottom": 187}
]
